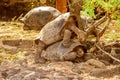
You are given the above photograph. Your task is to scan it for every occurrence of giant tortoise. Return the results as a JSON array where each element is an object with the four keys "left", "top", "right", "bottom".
[
  {"left": 41, "top": 39, "right": 84, "bottom": 61},
  {"left": 20, "top": 6, "right": 61, "bottom": 30}
]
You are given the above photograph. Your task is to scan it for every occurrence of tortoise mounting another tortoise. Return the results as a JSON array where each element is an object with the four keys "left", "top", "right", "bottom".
[{"left": 34, "top": 12, "right": 86, "bottom": 63}]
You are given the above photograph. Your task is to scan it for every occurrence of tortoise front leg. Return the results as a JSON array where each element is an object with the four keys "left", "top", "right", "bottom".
[
  {"left": 62, "top": 29, "right": 72, "bottom": 47},
  {"left": 34, "top": 39, "right": 46, "bottom": 63}
]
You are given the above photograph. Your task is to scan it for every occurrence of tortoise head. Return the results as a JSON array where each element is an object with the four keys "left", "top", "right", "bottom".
[
  {"left": 19, "top": 18, "right": 33, "bottom": 30},
  {"left": 23, "top": 24, "right": 31, "bottom": 30}
]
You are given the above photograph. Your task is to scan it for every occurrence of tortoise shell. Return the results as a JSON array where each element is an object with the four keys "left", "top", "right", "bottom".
[
  {"left": 36, "top": 12, "right": 71, "bottom": 45},
  {"left": 20, "top": 6, "right": 61, "bottom": 30},
  {"left": 41, "top": 40, "right": 83, "bottom": 61}
]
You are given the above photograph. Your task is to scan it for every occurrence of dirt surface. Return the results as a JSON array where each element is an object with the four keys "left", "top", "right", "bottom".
[{"left": 0, "top": 21, "right": 120, "bottom": 80}]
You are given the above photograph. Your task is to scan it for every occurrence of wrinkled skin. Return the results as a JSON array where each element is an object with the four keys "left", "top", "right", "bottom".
[{"left": 20, "top": 6, "right": 61, "bottom": 30}]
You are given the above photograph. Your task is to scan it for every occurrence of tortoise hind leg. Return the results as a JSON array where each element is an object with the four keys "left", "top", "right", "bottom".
[{"left": 62, "top": 29, "right": 72, "bottom": 47}]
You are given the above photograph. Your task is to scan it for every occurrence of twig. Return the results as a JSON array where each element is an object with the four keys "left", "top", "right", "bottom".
[
  {"left": 86, "top": 15, "right": 107, "bottom": 36},
  {"left": 95, "top": 44, "right": 120, "bottom": 63},
  {"left": 96, "top": 18, "right": 110, "bottom": 42},
  {"left": 16, "top": 13, "right": 24, "bottom": 22}
]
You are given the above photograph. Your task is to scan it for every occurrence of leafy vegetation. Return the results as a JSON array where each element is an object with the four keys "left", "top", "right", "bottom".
[{"left": 82, "top": 0, "right": 120, "bottom": 25}]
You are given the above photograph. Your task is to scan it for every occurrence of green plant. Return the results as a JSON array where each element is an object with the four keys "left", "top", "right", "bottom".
[{"left": 82, "top": 0, "right": 120, "bottom": 24}]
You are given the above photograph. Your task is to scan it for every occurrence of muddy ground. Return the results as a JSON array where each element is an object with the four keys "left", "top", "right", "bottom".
[{"left": 0, "top": 21, "right": 120, "bottom": 80}]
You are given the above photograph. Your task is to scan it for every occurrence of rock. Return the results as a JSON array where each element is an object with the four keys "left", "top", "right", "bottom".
[
  {"left": 72, "top": 62, "right": 95, "bottom": 73},
  {"left": 86, "top": 59, "right": 106, "bottom": 68}
]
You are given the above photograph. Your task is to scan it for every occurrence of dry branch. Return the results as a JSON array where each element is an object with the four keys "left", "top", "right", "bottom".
[
  {"left": 86, "top": 15, "right": 107, "bottom": 36},
  {"left": 96, "top": 18, "right": 111, "bottom": 42},
  {"left": 95, "top": 44, "right": 120, "bottom": 63}
]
